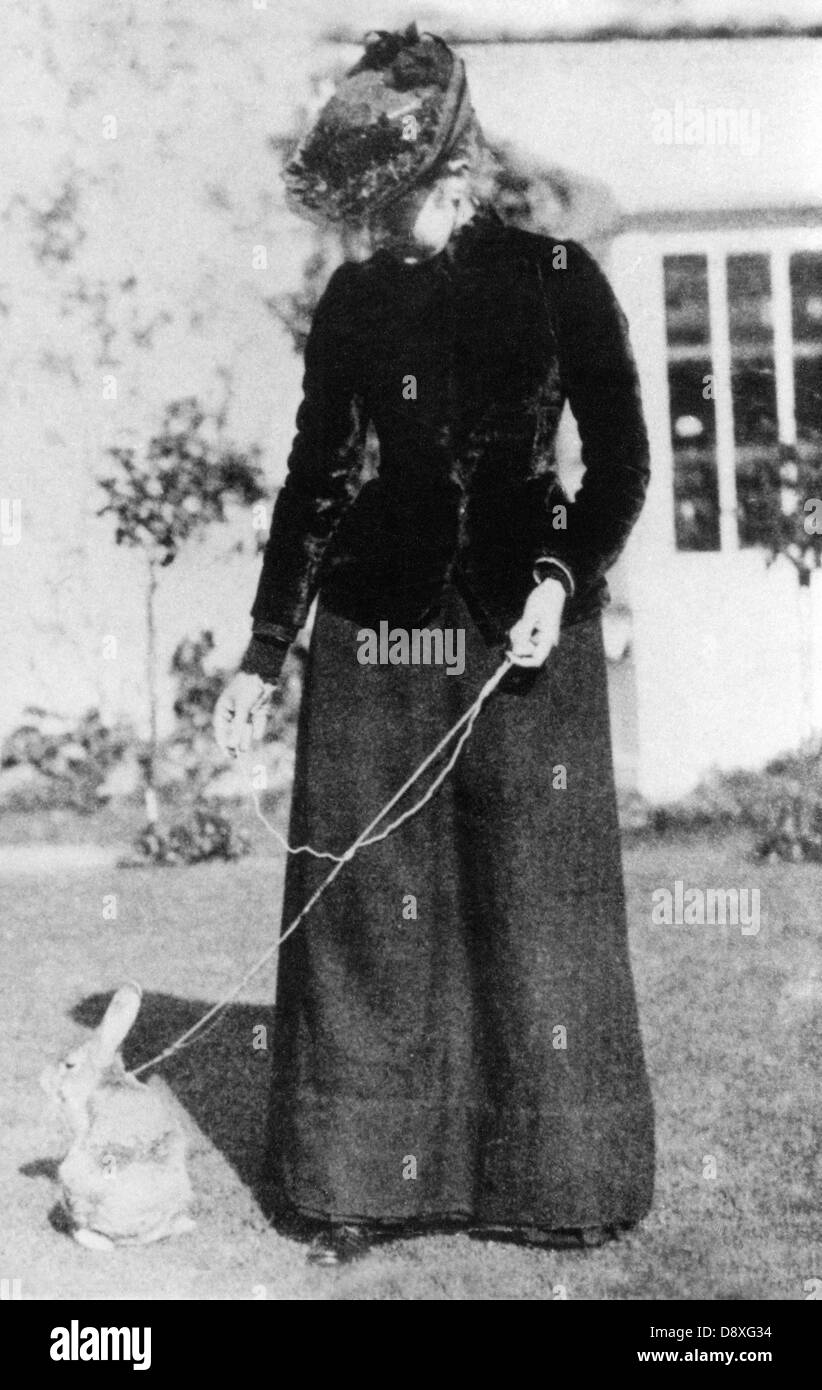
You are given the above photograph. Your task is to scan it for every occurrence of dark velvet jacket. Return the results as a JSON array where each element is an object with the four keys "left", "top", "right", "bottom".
[{"left": 242, "top": 207, "right": 650, "bottom": 681}]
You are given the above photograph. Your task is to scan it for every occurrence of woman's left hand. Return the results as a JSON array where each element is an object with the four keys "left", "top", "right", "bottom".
[{"left": 507, "top": 577, "right": 566, "bottom": 668}]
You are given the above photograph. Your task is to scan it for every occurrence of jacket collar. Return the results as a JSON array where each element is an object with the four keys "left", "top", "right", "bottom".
[{"left": 445, "top": 203, "right": 506, "bottom": 264}]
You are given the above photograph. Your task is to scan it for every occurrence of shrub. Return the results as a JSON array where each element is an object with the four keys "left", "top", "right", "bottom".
[
  {"left": 120, "top": 802, "right": 251, "bottom": 867},
  {"left": 0, "top": 708, "right": 134, "bottom": 813},
  {"left": 118, "top": 628, "right": 302, "bottom": 865},
  {"left": 754, "top": 785, "right": 822, "bottom": 863},
  {"left": 628, "top": 741, "right": 822, "bottom": 863},
  {"left": 166, "top": 630, "right": 231, "bottom": 796}
]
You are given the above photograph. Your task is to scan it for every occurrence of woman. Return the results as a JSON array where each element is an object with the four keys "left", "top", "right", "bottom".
[{"left": 215, "top": 25, "right": 655, "bottom": 1266}]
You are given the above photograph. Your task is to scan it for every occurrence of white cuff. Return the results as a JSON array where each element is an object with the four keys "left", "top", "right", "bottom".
[{"left": 533, "top": 555, "right": 576, "bottom": 598}]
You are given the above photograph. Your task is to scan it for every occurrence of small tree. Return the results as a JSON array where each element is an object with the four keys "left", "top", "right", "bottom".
[{"left": 97, "top": 397, "right": 267, "bottom": 821}]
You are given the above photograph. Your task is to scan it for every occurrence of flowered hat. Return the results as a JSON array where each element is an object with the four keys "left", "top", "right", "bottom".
[{"left": 283, "top": 23, "right": 477, "bottom": 226}]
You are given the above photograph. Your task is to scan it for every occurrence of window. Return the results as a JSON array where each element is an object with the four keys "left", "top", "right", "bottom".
[
  {"left": 791, "top": 252, "right": 822, "bottom": 466},
  {"left": 663, "top": 255, "right": 719, "bottom": 550},
  {"left": 662, "top": 245, "right": 822, "bottom": 552},
  {"left": 728, "top": 254, "right": 778, "bottom": 547}
]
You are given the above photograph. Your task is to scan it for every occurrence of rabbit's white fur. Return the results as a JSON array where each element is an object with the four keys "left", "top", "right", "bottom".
[{"left": 41, "top": 983, "right": 194, "bottom": 1249}]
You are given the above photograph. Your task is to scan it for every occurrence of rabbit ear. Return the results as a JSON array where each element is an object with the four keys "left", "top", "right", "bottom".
[{"left": 95, "top": 983, "right": 142, "bottom": 1061}]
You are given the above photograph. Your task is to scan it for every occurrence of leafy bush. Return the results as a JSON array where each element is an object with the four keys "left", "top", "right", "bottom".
[
  {"left": 752, "top": 755, "right": 822, "bottom": 861},
  {"left": 120, "top": 802, "right": 251, "bottom": 867},
  {"left": 646, "top": 769, "right": 780, "bottom": 834},
  {"left": 755, "top": 796, "right": 822, "bottom": 863},
  {"left": 629, "top": 741, "right": 822, "bottom": 863},
  {"left": 165, "top": 630, "right": 231, "bottom": 796},
  {"left": 0, "top": 708, "right": 134, "bottom": 813},
  {"left": 117, "top": 628, "right": 302, "bottom": 865}
]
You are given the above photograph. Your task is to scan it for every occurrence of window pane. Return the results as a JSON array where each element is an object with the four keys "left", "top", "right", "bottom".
[
  {"left": 790, "top": 251, "right": 822, "bottom": 343},
  {"left": 663, "top": 255, "right": 720, "bottom": 550},
  {"left": 731, "top": 360, "right": 778, "bottom": 448},
  {"left": 794, "top": 356, "right": 822, "bottom": 443},
  {"left": 791, "top": 254, "right": 822, "bottom": 472},
  {"left": 727, "top": 254, "right": 777, "bottom": 547},
  {"left": 733, "top": 363, "right": 779, "bottom": 548},
  {"left": 668, "top": 357, "right": 720, "bottom": 550},
  {"left": 669, "top": 358, "right": 717, "bottom": 448},
  {"left": 727, "top": 254, "right": 773, "bottom": 345},
  {"left": 664, "top": 255, "right": 711, "bottom": 345}
]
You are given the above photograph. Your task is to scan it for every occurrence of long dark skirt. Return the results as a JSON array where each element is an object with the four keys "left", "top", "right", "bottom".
[{"left": 262, "top": 584, "right": 655, "bottom": 1229}]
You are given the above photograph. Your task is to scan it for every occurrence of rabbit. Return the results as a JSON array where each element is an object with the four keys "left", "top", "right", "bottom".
[{"left": 40, "top": 982, "right": 195, "bottom": 1250}]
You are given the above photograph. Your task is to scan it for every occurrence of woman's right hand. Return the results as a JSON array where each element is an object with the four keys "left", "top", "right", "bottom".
[{"left": 213, "top": 672, "right": 276, "bottom": 758}]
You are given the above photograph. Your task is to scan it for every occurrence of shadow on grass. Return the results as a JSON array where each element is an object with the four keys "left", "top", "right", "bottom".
[{"left": 71, "top": 990, "right": 276, "bottom": 1207}]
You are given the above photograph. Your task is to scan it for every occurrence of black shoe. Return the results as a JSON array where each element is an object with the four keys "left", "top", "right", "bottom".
[{"left": 306, "top": 1223, "right": 374, "bottom": 1267}]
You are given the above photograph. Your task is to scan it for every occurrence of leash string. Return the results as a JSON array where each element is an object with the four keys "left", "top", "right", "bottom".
[{"left": 130, "top": 655, "right": 513, "bottom": 1078}]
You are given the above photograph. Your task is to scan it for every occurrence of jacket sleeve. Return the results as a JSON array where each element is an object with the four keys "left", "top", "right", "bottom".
[
  {"left": 239, "top": 264, "right": 367, "bottom": 682},
  {"left": 535, "top": 240, "right": 650, "bottom": 595}
]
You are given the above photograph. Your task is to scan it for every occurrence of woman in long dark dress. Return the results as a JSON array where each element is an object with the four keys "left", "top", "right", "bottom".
[{"left": 215, "top": 25, "right": 655, "bottom": 1265}]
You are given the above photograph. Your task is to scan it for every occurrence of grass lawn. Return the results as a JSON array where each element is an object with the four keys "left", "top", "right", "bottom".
[{"left": 1, "top": 824, "right": 818, "bottom": 1301}]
